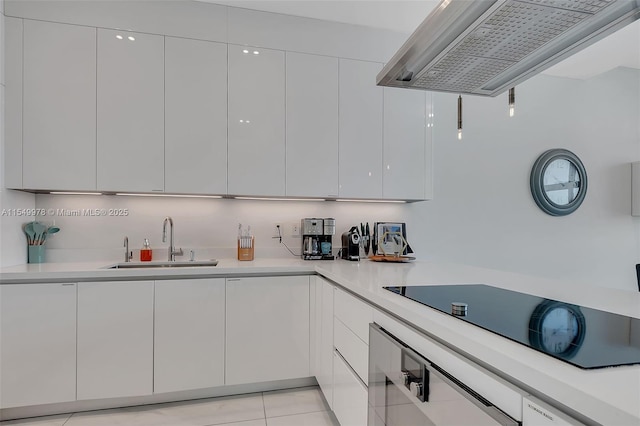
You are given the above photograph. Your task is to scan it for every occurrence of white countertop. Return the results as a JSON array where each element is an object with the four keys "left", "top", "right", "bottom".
[{"left": 2, "top": 257, "right": 639, "bottom": 424}]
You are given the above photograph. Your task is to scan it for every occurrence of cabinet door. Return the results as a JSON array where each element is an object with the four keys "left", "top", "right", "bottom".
[
  {"left": 383, "top": 88, "right": 428, "bottom": 200},
  {"left": 228, "top": 45, "right": 285, "bottom": 196},
  {"left": 97, "top": 29, "right": 164, "bottom": 192},
  {"left": 23, "top": 20, "right": 96, "bottom": 190},
  {"left": 333, "top": 350, "right": 368, "bottom": 426},
  {"left": 226, "top": 276, "right": 310, "bottom": 385},
  {"left": 165, "top": 37, "right": 228, "bottom": 195},
  {"left": 0, "top": 283, "right": 77, "bottom": 408},
  {"left": 154, "top": 278, "right": 225, "bottom": 393},
  {"left": 77, "top": 281, "right": 154, "bottom": 400},
  {"left": 338, "top": 59, "right": 383, "bottom": 199},
  {"left": 4, "top": 17, "right": 23, "bottom": 189},
  {"left": 317, "top": 277, "right": 335, "bottom": 409},
  {"left": 286, "top": 52, "right": 339, "bottom": 198}
]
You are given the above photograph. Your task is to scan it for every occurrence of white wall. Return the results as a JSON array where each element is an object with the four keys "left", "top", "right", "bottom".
[
  {"left": 0, "top": 0, "right": 37, "bottom": 268},
  {"left": 33, "top": 195, "right": 407, "bottom": 263},
  {"left": 409, "top": 68, "right": 640, "bottom": 291}
]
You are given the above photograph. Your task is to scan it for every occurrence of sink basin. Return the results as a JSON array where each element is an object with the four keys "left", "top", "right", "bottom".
[{"left": 105, "top": 260, "right": 219, "bottom": 269}]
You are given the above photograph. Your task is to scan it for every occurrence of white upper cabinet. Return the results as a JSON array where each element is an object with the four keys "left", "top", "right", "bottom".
[
  {"left": 4, "top": 17, "right": 23, "bottom": 189},
  {"left": 97, "top": 29, "right": 164, "bottom": 193},
  {"left": 165, "top": 37, "right": 228, "bottom": 194},
  {"left": 383, "top": 88, "right": 428, "bottom": 200},
  {"left": 286, "top": 52, "right": 339, "bottom": 198},
  {"left": 338, "top": 59, "right": 384, "bottom": 199},
  {"left": 228, "top": 45, "right": 285, "bottom": 196},
  {"left": 0, "top": 283, "right": 77, "bottom": 408},
  {"left": 23, "top": 20, "right": 96, "bottom": 190}
]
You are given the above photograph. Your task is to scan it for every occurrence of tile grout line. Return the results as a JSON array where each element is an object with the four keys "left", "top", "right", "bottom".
[{"left": 261, "top": 391, "right": 268, "bottom": 425}]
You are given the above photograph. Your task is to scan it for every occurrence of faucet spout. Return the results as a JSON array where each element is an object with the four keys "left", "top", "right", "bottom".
[
  {"left": 162, "top": 217, "right": 183, "bottom": 261},
  {"left": 124, "top": 236, "right": 131, "bottom": 262}
]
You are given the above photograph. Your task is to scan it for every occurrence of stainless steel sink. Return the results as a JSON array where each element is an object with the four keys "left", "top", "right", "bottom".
[{"left": 105, "top": 260, "right": 218, "bottom": 269}]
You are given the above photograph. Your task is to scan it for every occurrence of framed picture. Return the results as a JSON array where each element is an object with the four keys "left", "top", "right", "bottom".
[{"left": 373, "top": 222, "right": 408, "bottom": 255}]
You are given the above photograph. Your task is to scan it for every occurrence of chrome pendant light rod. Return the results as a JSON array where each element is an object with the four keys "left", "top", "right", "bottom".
[
  {"left": 509, "top": 87, "right": 515, "bottom": 117},
  {"left": 457, "top": 95, "right": 463, "bottom": 140}
]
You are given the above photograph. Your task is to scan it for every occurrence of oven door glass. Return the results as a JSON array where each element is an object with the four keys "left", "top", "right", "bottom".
[{"left": 369, "top": 324, "right": 518, "bottom": 426}]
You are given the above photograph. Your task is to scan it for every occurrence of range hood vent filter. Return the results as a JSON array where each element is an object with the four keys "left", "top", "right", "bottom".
[{"left": 377, "top": 0, "right": 640, "bottom": 96}]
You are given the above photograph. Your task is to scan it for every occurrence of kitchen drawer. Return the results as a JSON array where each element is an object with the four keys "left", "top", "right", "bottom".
[
  {"left": 334, "top": 287, "right": 373, "bottom": 344},
  {"left": 333, "top": 350, "right": 368, "bottom": 426},
  {"left": 334, "top": 317, "right": 369, "bottom": 384}
]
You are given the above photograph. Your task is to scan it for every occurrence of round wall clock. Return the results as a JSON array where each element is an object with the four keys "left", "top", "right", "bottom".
[
  {"left": 528, "top": 300, "right": 586, "bottom": 359},
  {"left": 530, "top": 149, "right": 587, "bottom": 216}
]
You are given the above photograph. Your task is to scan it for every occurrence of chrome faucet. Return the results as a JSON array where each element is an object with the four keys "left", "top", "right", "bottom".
[
  {"left": 162, "top": 217, "right": 183, "bottom": 261},
  {"left": 124, "top": 236, "right": 132, "bottom": 262}
]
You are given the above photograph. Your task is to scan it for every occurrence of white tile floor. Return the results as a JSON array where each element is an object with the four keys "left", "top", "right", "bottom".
[{"left": 0, "top": 386, "right": 339, "bottom": 426}]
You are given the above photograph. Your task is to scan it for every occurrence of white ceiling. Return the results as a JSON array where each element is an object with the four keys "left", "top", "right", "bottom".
[{"left": 207, "top": 0, "right": 640, "bottom": 79}]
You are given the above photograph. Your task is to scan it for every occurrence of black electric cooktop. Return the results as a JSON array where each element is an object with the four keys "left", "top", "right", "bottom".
[{"left": 383, "top": 284, "right": 640, "bottom": 369}]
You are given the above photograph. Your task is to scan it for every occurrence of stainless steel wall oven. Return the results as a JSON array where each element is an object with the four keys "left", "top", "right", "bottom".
[{"left": 368, "top": 323, "right": 519, "bottom": 426}]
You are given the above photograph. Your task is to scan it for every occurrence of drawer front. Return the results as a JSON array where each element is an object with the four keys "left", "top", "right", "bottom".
[
  {"left": 334, "top": 287, "right": 373, "bottom": 344},
  {"left": 333, "top": 350, "right": 368, "bottom": 426},
  {"left": 334, "top": 317, "right": 369, "bottom": 384}
]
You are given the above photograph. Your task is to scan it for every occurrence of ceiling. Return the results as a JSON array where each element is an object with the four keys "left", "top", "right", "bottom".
[{"left": 206, "top": 0, "right": 640, "bottom": 80}]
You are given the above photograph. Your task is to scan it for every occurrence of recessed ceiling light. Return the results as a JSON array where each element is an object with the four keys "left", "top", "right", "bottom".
[
  {"left": 128, "top": 36, "right": 135, "bottom": 41},
  {"left": 116, "top": 35, "right": 123, "bottom": 40},
  {"left": 253, "top": 50, "right": 259, "bottom": 55},
  {"left": 242, "top": 49, "right": 249, "bottom": 54}
]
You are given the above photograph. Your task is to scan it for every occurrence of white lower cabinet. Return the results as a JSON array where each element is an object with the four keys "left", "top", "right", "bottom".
[
  {"left": 316, "top": 277, "right": 335, "bottom": 409},
  {"left": 77, "top": 281, "right": 154, "bottom": 400},
  {"left": 333, "top": 350, "right": 368, "bottom": 426},
  {"left": 225, "top": 276, "right": 310, "bottom": 385},
  {"left": 0, "top": 283, "right": 77, "bottom": 408},
  {"left": 154, "top": 278, "right": 225, "bottom": 393},
  {"left": 334, "top": 318, "right": 369, "bottom": 384}
]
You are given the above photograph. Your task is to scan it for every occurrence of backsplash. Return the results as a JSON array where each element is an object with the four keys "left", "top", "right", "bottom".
[{"left": 32, "top": 194, "right": 409, "bottom": 263}]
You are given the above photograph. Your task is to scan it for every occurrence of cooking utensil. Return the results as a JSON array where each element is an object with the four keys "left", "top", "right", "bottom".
[
  {"left": 33, "top": 222, "right": 47, "bottom": 245},
  {"left": 24, "top": 222, "right": 36, "bottom": 245}
]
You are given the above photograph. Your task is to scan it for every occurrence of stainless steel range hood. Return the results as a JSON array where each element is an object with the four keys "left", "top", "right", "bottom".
[{"left": 377, "top": 0, "right": 640, "bottom": 96}]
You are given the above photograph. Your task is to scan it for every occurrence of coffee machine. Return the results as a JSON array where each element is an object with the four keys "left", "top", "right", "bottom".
[
  {"left": 302, "top": 218, "right": 335, "bottom": 260},
  {"left": 341, "top": 226, "right": 361, "bottom": 261}
]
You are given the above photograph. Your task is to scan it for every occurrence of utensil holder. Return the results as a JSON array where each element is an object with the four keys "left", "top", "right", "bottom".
[
  {"left": 237, "top": 236, "right": 254, "bottom": 261},
  {"left": 28, "top": 245, "right": 46, "bottom": 263}
]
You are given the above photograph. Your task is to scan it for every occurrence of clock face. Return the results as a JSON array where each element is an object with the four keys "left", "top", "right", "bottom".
[
  {"left": 540, "top": 306, "right": 579, "bottom": 354},
  {"left": 529, "top": 301, "right": 586, "bottom": 359},
  {"left": 530, "top": 149, "right": 587, "bottom": 216},
  {"left": 542, "top": 159, "right": 581, "bottom": 206}
]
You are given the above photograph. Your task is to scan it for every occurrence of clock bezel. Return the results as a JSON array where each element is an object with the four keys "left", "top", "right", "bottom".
[{"left": 530, "top": 149, "right": 587, "bottom": 216}]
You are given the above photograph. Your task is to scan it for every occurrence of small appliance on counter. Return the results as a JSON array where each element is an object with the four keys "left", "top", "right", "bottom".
[
  {"left": 341, "top": 226, "right": 361, "bottom": 261},
  {"left": 372, "top": 222, "right": 413, "bottom": 256},
  {"left": 301, "top": 218, "right": 335, "bottom": 260}
]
